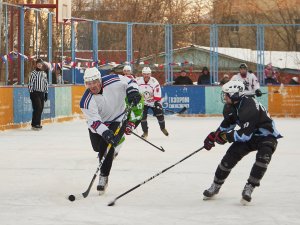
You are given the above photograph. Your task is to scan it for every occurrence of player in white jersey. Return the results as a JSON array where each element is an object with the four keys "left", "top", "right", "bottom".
[
  {"left": 136, "top": 67, "right": 169, "bottom": 138},
  {"left": 80, "top": 67, "right": 141, "bottom": 194},
  {"left": 123, "top": 65, "right": 136, "bottom": 80},
  {"left": 231, "top": 63, "right": 262, "bottom": 97},
  {"left": 224, "top": 63, "right": 263, "bottom": 135}
]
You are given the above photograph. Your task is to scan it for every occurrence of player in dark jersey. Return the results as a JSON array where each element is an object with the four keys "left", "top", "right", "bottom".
[{"left": 202, "top": 80, "right": 282, "bottom": 205}]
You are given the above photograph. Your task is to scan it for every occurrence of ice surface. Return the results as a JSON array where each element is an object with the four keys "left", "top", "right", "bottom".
[{"left": 0, "top": 116, "right": 299, "bottom": 225}]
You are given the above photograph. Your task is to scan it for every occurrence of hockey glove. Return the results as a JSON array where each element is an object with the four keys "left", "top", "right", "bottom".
[
  {"left": 255, "top": 89, "right": 262, "bottom": 97},
  {"left": 154, "top": 101, "right": 162, "bottom": 110},
  {"left": 204, "top": 132, "right": 216, "bottom": 150},
  {"left": 125, "top": 121, "right": 135, "bottom": 135},
  {"left": 215, "top": 131, "right": 227, "bottom": 145},
  {"left": 127, "top": 87, "right": 141, "bottom": 106},
  {"left": 44, "top": 93, "right": 48, "bottom": 102},
  {"left": 102, "top": 129, "right": 118, "bottom": 147}
]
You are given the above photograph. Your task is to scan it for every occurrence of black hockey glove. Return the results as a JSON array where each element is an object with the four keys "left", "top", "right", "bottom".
[
  {"left": 102, "top": 129, "right": 118, "bottom": 147},
  {"left": 255, "top": 89, "right": 262, "bottom": 97},
  {"left": 154, "top": 101, "right": 162, "bottom": 110},
  {"left": 127, "top": 87, "right": 141, "bottom": 106},
  {"left": 44, "top": 93, "right": 48, "bottom": 102}
]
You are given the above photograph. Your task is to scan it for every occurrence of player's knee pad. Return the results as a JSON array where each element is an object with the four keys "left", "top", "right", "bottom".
[
  {"left": 256, "top": 147, "right": 273, "bottom": 165},
  {"left": 220, "top": 152, "right": 240, "bottom": 170},
  {"left": 156, "top": 115, "right": 164, "bottom": 122},
  {"left": 154, "top": 107, "right": 163, "bottom": 116},
  {"left": 257, "top": 138, "right": 277, "bottom": 164}
]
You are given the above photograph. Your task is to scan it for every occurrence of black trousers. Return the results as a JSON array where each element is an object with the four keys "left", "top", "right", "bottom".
[
  {"left": 30, "top": 91, "right": 45, "bottom": 126},
  {"left": 213, "top": 135, "right": 278, "bottom": 187},
  {"left": 88, "top": 122, "right": 120, "bottom": 176},
  {"left": 141, "top": 105, "right": 165, "bottom": 133}
]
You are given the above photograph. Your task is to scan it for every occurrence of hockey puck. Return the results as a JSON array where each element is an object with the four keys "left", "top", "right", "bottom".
[{"left": 68, "top": 194, "right": 76, "bottom": 202}]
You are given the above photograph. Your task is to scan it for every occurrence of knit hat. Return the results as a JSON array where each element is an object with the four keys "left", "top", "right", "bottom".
[{"left": 36, "top": 58, "right": 44, "bottom": 64}]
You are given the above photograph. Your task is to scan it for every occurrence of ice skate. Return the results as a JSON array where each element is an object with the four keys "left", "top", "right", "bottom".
[
  {"left": 97, "top": 175, "right": 108, "bottom": 195},
  {"left": 141, "top": 131, "right": 148, "bottom": 139},
  {"left": 240, "top": 183, "right": 255, "bottom": 205},
  {"left": 31, "top": 125, "right": 42, "bottom": 131},
  {"left": 203, "top": 183, "right": 221, "bottom": 200},
  {"left": 161, "top": 128, "right": 169, "bottom": 136}
]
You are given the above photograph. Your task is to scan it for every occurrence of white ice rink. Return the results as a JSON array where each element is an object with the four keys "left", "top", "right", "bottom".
[{"left": 0, "top": 116, "right": 299, "bottom": 225}]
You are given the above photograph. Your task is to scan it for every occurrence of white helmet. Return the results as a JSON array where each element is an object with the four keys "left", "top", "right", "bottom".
[
  {"left": 222, "top": 80, "right": 245, "bottom": 101},
  {"left": 84, "top": 67, "right": 101, "bottom": 82},
  {"left": 123, "top": 65, "right": 132, "bottom": 72},
  {"left": 142, "top": 67, "right": 151, "bottom": 74}
]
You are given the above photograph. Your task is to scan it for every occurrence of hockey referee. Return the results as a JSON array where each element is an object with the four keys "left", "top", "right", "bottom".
[{"left": 28, "top": 58, "right": 49, "bottom": 130}]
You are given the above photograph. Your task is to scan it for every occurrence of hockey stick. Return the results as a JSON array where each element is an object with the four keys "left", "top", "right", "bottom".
[
  {"left": 68, "top": 106, "right": 132, "bottom": 202},
  {"left": 164, "top": 106, "right": 187, "bottom": 115},
  {"left": 131, "top": 131, "right": 165, "bottom": 152},
  {"left": 107, "top": 146, "right": 205, "bottom": 206}
]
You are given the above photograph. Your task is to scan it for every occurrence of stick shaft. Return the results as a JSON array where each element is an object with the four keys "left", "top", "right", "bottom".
[
  {"left": 111, "top": 147, "right": 204, "bottom": 203},
  {"left": 131, "top": 131, "right": 165, "bottom": 152}
]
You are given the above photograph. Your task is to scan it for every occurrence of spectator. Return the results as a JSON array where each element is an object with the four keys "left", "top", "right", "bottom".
[
  {"left": 289, "top": 77, "right": 299, "bottom": 85},
  {"left": 219, "top": 74, "right": 230, "bottom": 85},
  {"left": 197, "top": 66, "right": 212, "bottom": 85},
  {"left": 173, "top": 69, "right": 193, "bottom": 85},
  {"left": 55, "top": 66, "right": 64, "bottom": 84},
  {"left": 265, "top": 69, "right": 279, "bottom": 85}
]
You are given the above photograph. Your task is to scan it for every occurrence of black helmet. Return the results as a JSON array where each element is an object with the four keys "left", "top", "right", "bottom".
[{"left": 239, "top": 63, "right": 248, "bottom": 69}]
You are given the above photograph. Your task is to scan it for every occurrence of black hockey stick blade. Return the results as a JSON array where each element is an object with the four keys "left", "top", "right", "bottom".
[
  {"left": 164, "top": 106, "right": 187, "bottom": 115},
  {"left": 177, "top": 106, "right": 187, "bottom": 114}
]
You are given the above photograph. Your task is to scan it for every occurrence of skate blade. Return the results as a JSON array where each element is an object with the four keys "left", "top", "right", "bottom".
[
  {"left": 240, "top": 198, "right": 250, "bottom": 206},
  {"left": 203, "top": 196, "right": 214, "bottom": 201},
  {"left": 31, "top": 127, "right": 42, "bottom": 131},
  {"left": 98, "top": 190, "right": 105, "bottom": 195}
]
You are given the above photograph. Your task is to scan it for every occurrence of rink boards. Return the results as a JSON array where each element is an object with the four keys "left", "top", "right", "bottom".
[{"left": 0, "top": 85, "right": 299, "bottom": 130}]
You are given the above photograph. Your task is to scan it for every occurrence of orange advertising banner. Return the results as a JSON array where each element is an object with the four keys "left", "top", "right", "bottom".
[
  {"left": 72, "top": 85, "right": 86, "bottom": 114},
  {"left": 0, "top": 87, "right": 14, "bottom": 129},
  {"left": 268, "top": 85, "right": 300, "bottom": 117}
]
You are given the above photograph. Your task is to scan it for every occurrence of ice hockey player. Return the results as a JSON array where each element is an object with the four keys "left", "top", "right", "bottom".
[
  {"left": 80, "top": 67, "right": 141, "bottom": 194},
  {"left": 136, "top": 67, "right": 169, "bottom": 138},
  {"left": 231, "top": 63, "right": 262, "bottom": 97},
  {"left": 202, "top": 80, "right": 282, "bottom": 205},
  {"left": 114, "top": 94, "right": 144, "bottom": 159},
  {"left": 123, "top": 65, "right": 136, "bottom": 80}
]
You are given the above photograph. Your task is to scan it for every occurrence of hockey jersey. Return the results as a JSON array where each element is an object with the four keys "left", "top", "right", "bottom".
[
  {"left": 136, "top": 76, "right": 162, "bottom": 107},
  {"left": 218, "top": 96, "right": 282, "bottom": 143},
  {"left": 80, "top": 74, "right": 139, "bottom": 136},
  {"left": 231, "top": 72, "right": 260, "bottom": 96}
]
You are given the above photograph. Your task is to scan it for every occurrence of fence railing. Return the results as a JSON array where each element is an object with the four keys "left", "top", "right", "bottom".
[{"left": 0, "top": 2, "right": 299, "bottom": 86}]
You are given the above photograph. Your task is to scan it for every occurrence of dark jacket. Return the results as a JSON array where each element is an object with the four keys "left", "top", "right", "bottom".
[
  {"left": 265, "top": 77, "right": 279, "bottom": 85},
  {"left": 174, "top": 76, "right": 193, "bottom": 85},
  {"left": 197, "top": 67, "right": 212, "bottom": 85},
  {"left": 220, "top": 97, "right": 282, "bottom": 143}
]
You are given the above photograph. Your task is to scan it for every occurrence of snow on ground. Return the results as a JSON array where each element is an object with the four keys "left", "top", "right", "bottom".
[{"left": 0, "top": 116, "right": 299, "bottom": 225}]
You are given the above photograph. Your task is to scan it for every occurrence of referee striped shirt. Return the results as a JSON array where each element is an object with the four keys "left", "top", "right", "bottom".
[{"left": 28, "top": 70, "right": 48, "bottom": 93}]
